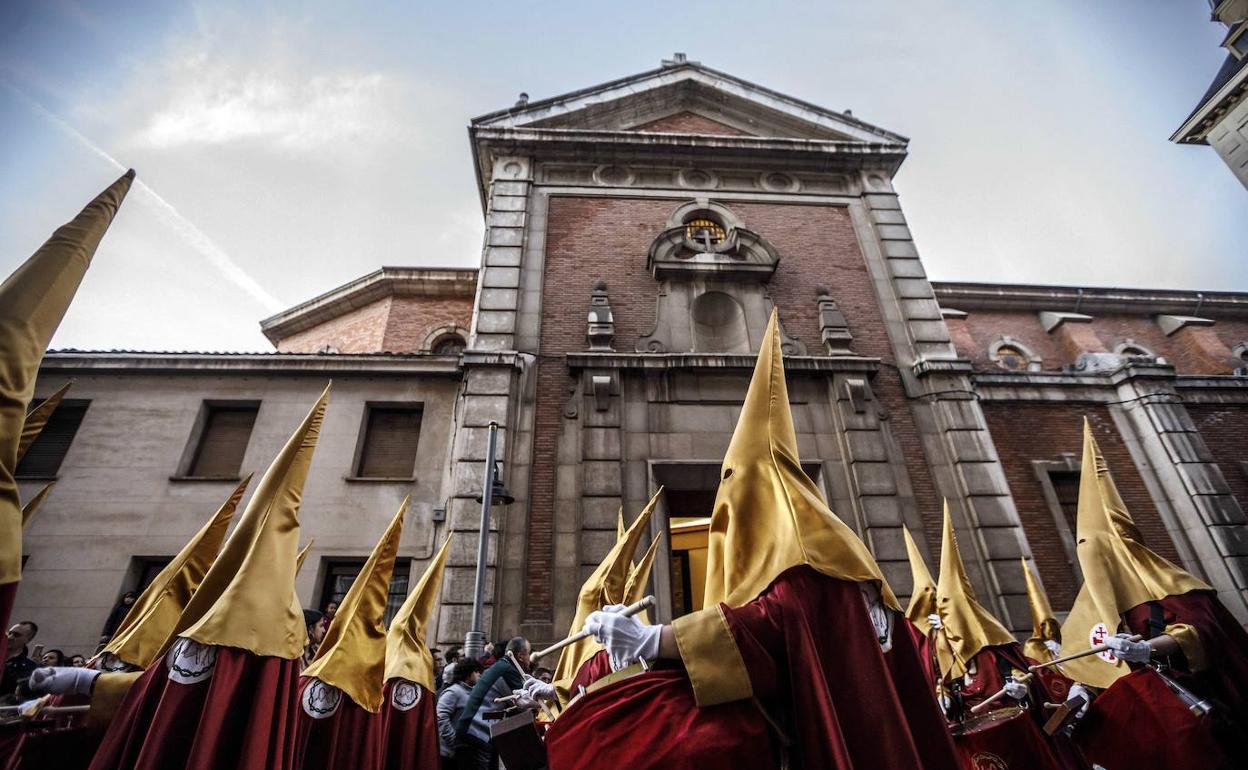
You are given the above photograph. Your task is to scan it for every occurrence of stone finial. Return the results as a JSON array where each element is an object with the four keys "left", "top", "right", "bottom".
[
  {"left": 587, "top": 280, "right": 615, "bottom": 352},
  {"left": 515, "top": 92, "right": 529, "bottom": 107},
  {"left": 816, "top": 288, "right": 854, "bottom": 355}
]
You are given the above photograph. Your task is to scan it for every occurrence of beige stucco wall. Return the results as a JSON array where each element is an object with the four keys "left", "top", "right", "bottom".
[{"left": 15, "top": 364, "right": 460, "bottom": 655}]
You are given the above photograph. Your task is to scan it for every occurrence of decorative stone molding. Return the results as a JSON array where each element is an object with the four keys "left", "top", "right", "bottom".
[
  {"left": 988, "top": 336, "right": 1043, "bottom": 372},
  {"left": 422, "top": 323, "right": 470, "bottom": 352},
  {"left": 645, "top": 200, "right": 780, "bottom": 282},
  {"left": 1038, "top": 311, "right": 1093, "bottom": 333},
  {"left": 940, "top": 308, "right": 969, "bottom": 319},
  {"left": 816, "top": 286, "right": 855, "bottom": 355},
  {"left": 1070, "top": 352, "right": 1126, "bottom": 375},
  {"left": 1113, "top": 338, "right": 1158, "bottom": 359},
  {"left": 1156, "top": 314, "right": 1216, "bottom": 336},
  {"left": 586, "top": 280, "right": 615, "bottom": 352}
]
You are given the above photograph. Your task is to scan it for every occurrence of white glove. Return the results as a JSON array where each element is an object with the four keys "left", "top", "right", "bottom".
[
  {"left": 1043, "top": 639, "right": 1061, "bottom": 657},
  {"left": 28, "top": 666, "right": 100, "bottom": 696},
  {"left": 522, "top": 676, "right": 557, "bottom": 702},
  {"left": 1104, "top": 633, "right": 1151, "bottom": 663},
  {"left": 1068, "top": 683, "right": 1092, "bottom": 718},
  {"left": 927, "top": 613, "right": 943, "bottom": 630},
  {"left": 1003, "top": 679, "right": 1029, "bottom": 700},
  {"left": 508, "top": 690, "right": 540, "bottom": 711},
  {"left": 584, "top": 609, "right": 661, "bottom": 671}
]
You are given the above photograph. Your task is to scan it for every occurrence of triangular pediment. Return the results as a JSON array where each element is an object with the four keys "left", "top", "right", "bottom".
[{"left": 472, "top": 62, "right": 906, "bottom": 145}]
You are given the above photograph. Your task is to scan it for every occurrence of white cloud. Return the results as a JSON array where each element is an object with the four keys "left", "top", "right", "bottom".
[{"left": 131, "top": 69, "right": 402, "bottom": 151}]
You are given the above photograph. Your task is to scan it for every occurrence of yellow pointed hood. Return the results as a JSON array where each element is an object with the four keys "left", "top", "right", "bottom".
[
  {"left": 384, "top": 532, "right": 454, "bottom": 691},
  {"left": 304, "top": 498, "right": 406, "bottom": 711},
  {"left": 703, "top": 309, "right": 897, "bottom": 610},
  {"left": 1021, "top": 558, "right": 1060, "bottom": 662},
  {"left": 18, "top": 382, "right": 72, "bottom": 462},
  {"left": 20, "top": 483, "right": 54, "bottom": 530},
  {"left": 101, "top": 476, "right": 249, "bottom": 669},
  {"left": 624, "top": 534, "right": 663, "bottom": 607},
  {"left": 1056, "top": 582, "right": 1131, "bottom": 688},
  {"left": 1074, "top": 419, "right": 1208, "bottom": 631},
  {"left": 296, "top": 540, "right": 315, "bottom": 574},
  {"left": 175, "top": 385, "right": 330, "bottom": 659},
  {"left": 553, "top": 490, "right": 661, "bottom": 694},
  {"left": 0, "top": 171, "right": 133, "bottom": 585},
  {"left": 935, "top": 500, "right": 1016, "bottom": 680},
  {"left": 903, "top": 526, "right": 938, "bottom": 634}
]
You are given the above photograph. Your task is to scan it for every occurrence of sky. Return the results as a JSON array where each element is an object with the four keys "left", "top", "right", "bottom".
[{"left": 1, "top": 0, "right": 1244, "bottom": 352}]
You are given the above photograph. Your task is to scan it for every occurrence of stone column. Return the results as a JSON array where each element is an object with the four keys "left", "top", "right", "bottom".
[
  {"left": 472, "top": 157, "right": 533, "bottom": 352},
  {"left": 1110, "top": 363, "right": 1248, "bottom": 620}
]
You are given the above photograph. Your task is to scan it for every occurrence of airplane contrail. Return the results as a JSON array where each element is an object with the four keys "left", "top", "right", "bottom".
[{"left": 3, "top": 81, "right": 287, "bottom": 313}]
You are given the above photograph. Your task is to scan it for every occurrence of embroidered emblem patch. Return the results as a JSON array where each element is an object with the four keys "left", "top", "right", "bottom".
[
  {"left": 1089, "top": 622, "right": 1117, "bottom": 663},
  {"left": 166, "top": 638, "right": 217, "bottom": 684},
  {"left": 391, "top": 681, "right": 422, "bottom": 711},
  {"left": 302, "top": 678, "right": 342, "bottom": 719}
]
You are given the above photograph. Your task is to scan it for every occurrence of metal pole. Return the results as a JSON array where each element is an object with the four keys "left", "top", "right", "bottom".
[{"left": 463, "top": 421, "right": 498, "bottom": 660}]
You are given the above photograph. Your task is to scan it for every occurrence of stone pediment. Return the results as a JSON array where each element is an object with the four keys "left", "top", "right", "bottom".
[{"left": 472, "top": 60, "right": 906, "bottom": 145}]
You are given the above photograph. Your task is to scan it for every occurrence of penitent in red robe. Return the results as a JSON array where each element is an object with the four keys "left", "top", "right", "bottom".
[
  {"left": 548, "top": 566, "right": 960, "bottom": 770},
  {"left": 379, "top": 679, "right": 440, "bottom": 770},
  {"left": 88, "top": 646, "right": 300, "bottom": 770},
  {"left": 1071, "top": 590, "right": 1248, "bottom": 769},
  {"left": 292, "top": 678, "right": 386, "bottom": 770}
]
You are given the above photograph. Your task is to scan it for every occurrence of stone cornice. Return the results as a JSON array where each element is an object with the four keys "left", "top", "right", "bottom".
[
  {"left": 39, "top": 351, "right": 463, "bottom": 376},
  {"left": 931, "top": 281, "right": 1248, "bottom": 319},
  {"left": 259, "top": 267, "right": 478, "bottom": 344},
  {"left": 565, "top": 351, "right": 880, "bottom": 374}
]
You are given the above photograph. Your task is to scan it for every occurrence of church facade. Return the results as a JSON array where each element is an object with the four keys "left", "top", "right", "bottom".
[{"left": 17, "top": 59, "right": 1248, "bottom": 654}]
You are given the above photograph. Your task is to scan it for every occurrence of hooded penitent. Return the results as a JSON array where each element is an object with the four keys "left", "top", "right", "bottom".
[
  {"left": 1021, "top": 558, "right": 1060, "bottom": 662},
  {"left": 701, "top": 309, "right": 897, "bottom": 611},
  {"left": 100, "top": 476, "right": 250, "bottom": 669},
  {"left": 903, "top": 526, "right": 938, "bottom": 635},
  {"left": 384, "top": 532, "right": 453, "bottom": 691},
  {"left": 303, "top": 498, "right": 407, "bottom": 712},
  {"left": 0, "top": 172, "right": 132, "bottom": 663},
  {"left": 934, "top": 500, "right": 1016, "bottom": 680},
  {"left": 20, "top": 483, "right": 53, "bottom": 530},
  {"left": 553, "top": 490, "right": 662, "bottom": 697}
]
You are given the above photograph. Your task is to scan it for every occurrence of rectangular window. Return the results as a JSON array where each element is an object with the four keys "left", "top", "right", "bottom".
[
  {"left": 186, "top": 403, "right": 259, "bottom": 478},
  {"left": 355, "top": 405, "right": 422, "bottom": 479},
  {"left": 1048, "top": 470, "right": 1080, "bottom": 535},
  {"left": 319, "top": 559, "right": 411, "bottom": 625},
  {"left": 16, "top": 400, "right": 89, "bottom": 479}
]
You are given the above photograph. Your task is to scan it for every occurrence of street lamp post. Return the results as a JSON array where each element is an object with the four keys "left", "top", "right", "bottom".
[{"left": 464, "top": 421, "right": 512, "bottom": 660}]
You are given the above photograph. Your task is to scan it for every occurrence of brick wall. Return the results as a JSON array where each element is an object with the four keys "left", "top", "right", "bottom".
[
  {"left": 1189, "top": 404, "right": 1248, "bottom": 511},
  {"left": 526, "top": 195, "right": 942, "bottom": 614},
  {"left": 951, "top": 310, "right": 1248, "bottom": 375},
  {"left": 631, "top": 111, "right": 751, "bottom": 136},
  {"left": 273, "top": 295, "right": 473, "bottom": 353},
  {"left": 981, "top": 403, "right": 1179, "bottom": 610}
]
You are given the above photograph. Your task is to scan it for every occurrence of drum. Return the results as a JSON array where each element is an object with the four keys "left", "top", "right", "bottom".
[
  {"left": 951, "top": 706, "right": 1065, "bottom": 770},
  {"left": 1074, "top": 669, "right": 1233, "bottom": 770}
]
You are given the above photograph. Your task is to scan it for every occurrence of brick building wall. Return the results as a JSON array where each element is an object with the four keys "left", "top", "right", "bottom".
[
  {"left": 981, "top": 402, "right": 1179, "bottom": 609},
  {"left": 949, "top": 310, "right": 1248, "bottom": 374},
  {"left": 380, "top": 295, "right": 474, "bottom": 352},
  {"left": 273, "top": 295, "right": 473, "bottom": 354},
  {"left": 1189, "top": 404, "right": 1248, "bottom": 511},
  {"left": 275, "top": 298, "right": 390, "bottom": 353}
]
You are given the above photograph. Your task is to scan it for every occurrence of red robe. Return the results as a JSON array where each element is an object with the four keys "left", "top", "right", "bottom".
[
  {"left": 945, "top": 645, "right": 1080, "bottom": 770},
  {"left": 379, "top": 679, "right": 439, "bottom": 770},
  {"left": 293, "top": 678, "right": 386, "bottom": 770},
  {"left": 1071, "top": 590, "right": 1248, "bottom": 768},
  {"left": 88, "top": 645, "right": 300, "bottom": 770},
  {"left": 549, "top": 567, "right": 960, "bottom": 770}
]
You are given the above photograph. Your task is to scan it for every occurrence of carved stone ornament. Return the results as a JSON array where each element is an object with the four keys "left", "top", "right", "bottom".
[
  {"left": 816, "top": 286, "right": 855, "bottom": 355},
  {"left": 646, "top": 201, "right": 780, "bottom": 282},
  {"left": 586, "top": 280, "right": 615, "bottom": 352}
]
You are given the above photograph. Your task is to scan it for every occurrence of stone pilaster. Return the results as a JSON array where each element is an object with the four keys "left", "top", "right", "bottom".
[
  {"left": 471, "top": 156, "right": 533, "bottom": 352},
  {"left": 1109, "top": 364, "right": 1248, "bottom": 620}
]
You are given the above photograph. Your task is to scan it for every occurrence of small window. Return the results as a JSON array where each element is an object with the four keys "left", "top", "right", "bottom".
[
  {"left": 994, "top": 345, "right": 1031, "bottom": 371},
  {"left": 16, "top": 400, "right": 89, "bottom": 479},
  {"left": 320, "top": 558, "right": 411, "bottom": 624},
  {"left": 355, "top": 405, "right": 423, "bottom": 478},
  {"left": 1047, "top": 469, "right": 1080, "bottom": 535},
  {"left": 432, "top": 334, "right": 466, "bottom": 356},
  {"left": 185, "top": 403, "right": 259, "bottom": 478},
  {"left": 683, "top": 216, "right": 726, "bottom": 247}
]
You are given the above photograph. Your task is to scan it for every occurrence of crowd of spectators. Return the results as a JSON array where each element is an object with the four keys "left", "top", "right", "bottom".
[{"left": 2, "top": 621, "right": 93, "bottom": 703}]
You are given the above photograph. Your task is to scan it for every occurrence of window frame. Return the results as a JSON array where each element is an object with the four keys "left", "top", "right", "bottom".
[
  {"left": 15, "top": 398, "right": 91, "bottom": 480},
  {"left": 1031, "top": 456, "right": 1084, "bottom": 582},
  {"left": 316, "top": 557, "right": 413, "bottom": 625},
  {"left": 173, "top": 400, "right": 261, "bottom": 481},
  {"left": 347, "top": 401, "right": 424, "bottom": 482}
]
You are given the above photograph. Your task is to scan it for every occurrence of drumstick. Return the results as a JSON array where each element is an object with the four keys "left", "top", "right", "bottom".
[
  {"left": 530, "top": 596, "right": 656, "bottom": 662},
  {"left": 0, "top": 704, "right": 90, "bottom": 715},
  {"left": 1027, "top": 634, "right": 1143, "bottom": 672},
  {"left": 969, "top": 673, "right": 1032, "bottom": 715},
  {"left": 506, "top": 650, "right": 556, "bottom": 721}
]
